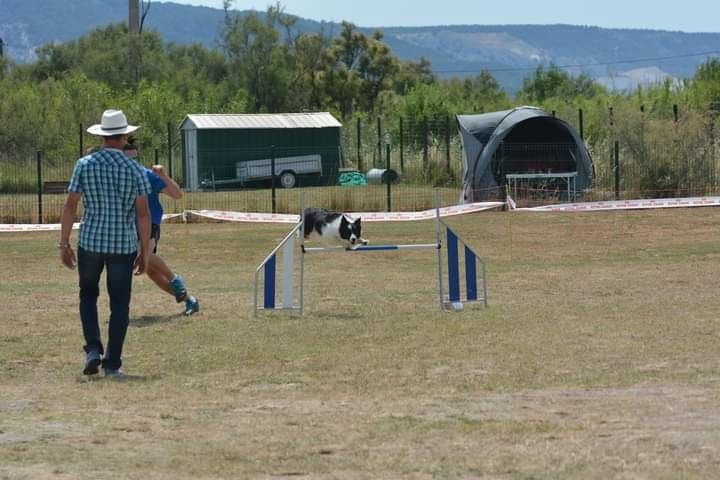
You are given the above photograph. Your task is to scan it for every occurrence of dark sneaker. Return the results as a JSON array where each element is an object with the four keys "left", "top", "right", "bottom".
[
  {"left": 103, "top": 368, "right": 126, "bottom": 380},
  {"left": 83, "top": 351, "right": 102, "bottom": 375},
  {"left": 184, "top": 296, "right": 199, "bottom": 316},
  {"left": 169, "top": 275, "right": 187, "bottom": 303}
]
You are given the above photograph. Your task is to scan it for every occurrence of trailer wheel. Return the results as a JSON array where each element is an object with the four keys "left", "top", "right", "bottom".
[{"left": 279, "top": 171, "right": 297, "bottom": 189}]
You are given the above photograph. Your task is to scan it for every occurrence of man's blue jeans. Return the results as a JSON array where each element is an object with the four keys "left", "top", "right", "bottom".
[{"left": 77, "top": 247, "right": 136, "bottom": 370}]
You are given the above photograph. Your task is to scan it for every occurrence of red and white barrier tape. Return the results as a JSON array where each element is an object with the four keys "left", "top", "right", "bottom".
[
  {"left": 9, "top": 196, "right": 717, "bottom": 232},
  {"left": 507, "top": 196, "right": 720, "bottom": 212},
  {"left": 0, "top": 222, "right": 80, "bottom": 232},
  {"left": 186, "top": 210, "right": 299, "bottom": 223},
  {"left": 347, "top": 202, "right": 504, "bottom": 221},
  {"left": 0, "top": 213, "right": 184, "bottom": 233},
  {"left": 186, "top": 201, "right": 504, "bottom": 224}
]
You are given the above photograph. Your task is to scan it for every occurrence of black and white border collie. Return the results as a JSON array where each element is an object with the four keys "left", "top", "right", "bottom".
[{"left": 303, "top": 208, "right": 369, "bottom": 248}]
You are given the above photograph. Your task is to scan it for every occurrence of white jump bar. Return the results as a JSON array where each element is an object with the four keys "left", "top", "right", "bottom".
[{"left": 303, "top": 243, "right": 439, "bottom": 253}]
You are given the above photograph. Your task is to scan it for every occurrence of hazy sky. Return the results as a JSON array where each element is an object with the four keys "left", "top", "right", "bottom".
[{"left": 164, "top": 0, "right": 720, "bottom": 32}]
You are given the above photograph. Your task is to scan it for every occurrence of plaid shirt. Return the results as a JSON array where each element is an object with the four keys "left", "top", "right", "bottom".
[{"left": 68, "top": 148, "right": 152, "bottom": 254}]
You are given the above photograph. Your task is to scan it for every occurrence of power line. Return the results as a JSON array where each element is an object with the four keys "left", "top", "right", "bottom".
[{"left": 432, "top": 50, "right": 720, "bottom": 74}]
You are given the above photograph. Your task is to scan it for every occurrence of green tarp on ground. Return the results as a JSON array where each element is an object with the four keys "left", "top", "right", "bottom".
[{"left": 338, "top": 171, "right": 368, "bottom": 186}]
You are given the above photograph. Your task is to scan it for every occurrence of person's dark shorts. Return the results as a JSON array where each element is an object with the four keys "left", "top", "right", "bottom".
[{"left": 150, "top": 224, "right": 161, "bottom": 253}]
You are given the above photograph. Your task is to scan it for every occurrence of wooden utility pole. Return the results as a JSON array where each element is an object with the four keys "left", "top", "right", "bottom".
[
  {"left": 129, "top": 0, "right": 140, "bottom": 88},
  {"left": 129, "top": 0, "right": 140, "bottom": 33}
]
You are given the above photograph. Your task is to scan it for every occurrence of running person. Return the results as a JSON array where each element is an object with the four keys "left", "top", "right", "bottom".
[{"left": 124, "top": 140, "right": 199, "bottom": 315}]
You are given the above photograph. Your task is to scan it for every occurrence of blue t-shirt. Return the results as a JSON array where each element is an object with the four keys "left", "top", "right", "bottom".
[{"left": 144, "top": 168, "right": 166, "bottom": 225}]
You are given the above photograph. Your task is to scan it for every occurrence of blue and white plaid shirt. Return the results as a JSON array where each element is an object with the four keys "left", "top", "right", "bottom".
[{"left": 68, "top": 148, "right": 152, "bottom": 254}]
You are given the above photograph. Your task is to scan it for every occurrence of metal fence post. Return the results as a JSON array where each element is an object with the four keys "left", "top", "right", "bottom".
[
  {"left": 578, "top": 109, "right": 584, "bottom": 141},
  {"left": 445, "top": 115, "right": 451, "bottom": 176},
  {"left": 79, "top": 123, "right": 84, "bottom": 157},
  {"left": 614, "top": 140, "right": 620, "bottom": 200},
  {"left": 271, "top": 145, "right": 277, "bottom": 214},
  {"left": 423, "top": 116, "right": 428, "bottom": 170},
  {"left": 399, "top": 117, "right": 404, "bottom": 172},
  {"left": 167, "top": 122, "right": 173, "bottom": 179},
  {"left": 357, "top": 117, "right": 362, "bottom": 172},
  {"left": 386, "top": 138, "right": 392, "bottom": 212},
  {"left": 376, "top": 116, "right": 382, "bottom": 167},
  {"left": 36, "top": 151, "right": 43, "bottom": 224}
]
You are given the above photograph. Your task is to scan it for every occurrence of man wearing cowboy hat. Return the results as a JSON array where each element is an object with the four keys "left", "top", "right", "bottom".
[{"left": 59, "top": 109, "right": 153, "bottom": 379}]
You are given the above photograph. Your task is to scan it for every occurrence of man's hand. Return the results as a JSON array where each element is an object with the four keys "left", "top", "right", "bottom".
[
  {"left": 154, "top": 165, "right": 183, "bottom": 199},
  {"left": 151, "top": 165, "right": 166, "bottom": 177},
  {"left": 60, "top": 245, "right": 76, "bottom": 270},
  {"left": 133, "top": 251, "right": 149, "bottom": 276}
]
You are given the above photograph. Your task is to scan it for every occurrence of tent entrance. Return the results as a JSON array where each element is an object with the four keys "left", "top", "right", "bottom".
[
  {"left": 493, "top": 141, "right": 579, "bottom": 201},
  {"left": 506, "top": 172, "right": 578, "bottom": 202}
]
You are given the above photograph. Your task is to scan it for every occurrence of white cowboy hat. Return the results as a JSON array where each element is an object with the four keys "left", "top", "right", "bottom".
[{"left": 87, "top": 109, "right": 139, "bottom": 136}]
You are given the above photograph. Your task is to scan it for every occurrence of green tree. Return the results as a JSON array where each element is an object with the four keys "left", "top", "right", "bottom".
[
  {"left": 318, "top": 22, "right": 402, "bottom": 119},
  {"left": 164, "top": 42, "right": 235, "bottom": 109},
  {"left": 517, "top": 64, "right": 601, "bottom": 103},
  {"left": 393, "top": 57, "right": 435, "bottom": 96},
  {"left": 221, "top": 2, "right": 293, "bottom": 112},
  {"left": 286, "top": 31, "right": 332, "bottom": 111},
  {"left": 32, "top": 24, "right": 174, "bottom": 91},
  {"left": 317, "top": 21, "right": 365, "bottom": 119},
  {"left": 401, "top": 82, "right": 452, "bottom": 119},
  {"left": 357, "top": 31, "right": 399, "bottom": 112},
  {"left": 0, "top": 73, "right": 119, "bottom": 161},
  {"left": 444, "top": 71, "right": 509, "bottom": 113},
  {"left": 687, "top": 58, "right": 720, "bottom": 110}
]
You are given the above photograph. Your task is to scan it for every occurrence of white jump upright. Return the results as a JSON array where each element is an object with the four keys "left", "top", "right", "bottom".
[
  {"left": 253, "top": 221, "right": 305, "bottom": 315},
  {"left": 253, "top": 191, "right": 488, "bottom": 316}
]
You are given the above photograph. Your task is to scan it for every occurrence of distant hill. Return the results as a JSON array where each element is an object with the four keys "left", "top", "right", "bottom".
[{"left": 2, "top": 0, "right": 719, "bottom": 92}]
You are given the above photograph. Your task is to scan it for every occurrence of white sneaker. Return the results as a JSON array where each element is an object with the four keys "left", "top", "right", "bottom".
[{"left": 103, "top": 368, "right": 126, "bottom": 379}]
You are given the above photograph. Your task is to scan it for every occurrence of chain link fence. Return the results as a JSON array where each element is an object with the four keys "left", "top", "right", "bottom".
[{"left": 2, "top": 110, "right": 720, "bottom": 222}]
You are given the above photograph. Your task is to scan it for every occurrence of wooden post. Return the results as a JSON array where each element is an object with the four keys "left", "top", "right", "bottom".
[{"left": 128, "top": 0, "right": 141, "bottom": 87}]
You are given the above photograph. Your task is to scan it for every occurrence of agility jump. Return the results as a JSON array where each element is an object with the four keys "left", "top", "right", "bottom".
[{"left": 253, "top": 192, "right": 488, "bottom": 316}]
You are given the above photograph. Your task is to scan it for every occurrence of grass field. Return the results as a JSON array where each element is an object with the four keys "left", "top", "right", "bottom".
[{"left": 2, "top": 208, "right": 720, "bottom": 479}]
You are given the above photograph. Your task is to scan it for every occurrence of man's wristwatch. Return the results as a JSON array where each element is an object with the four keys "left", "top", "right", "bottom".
[{"left": 57, "top": 241, "right": 71, "bottom": 249}]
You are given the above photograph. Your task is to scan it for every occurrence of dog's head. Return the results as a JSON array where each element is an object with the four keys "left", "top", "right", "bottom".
[{"left": 339, "top": 215, "right": 365, "bottom": 245}]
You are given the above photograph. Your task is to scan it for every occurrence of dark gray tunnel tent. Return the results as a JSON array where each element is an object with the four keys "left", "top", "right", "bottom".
[{"left": 457, "top": 106, "right": 593, "bottom": 203}]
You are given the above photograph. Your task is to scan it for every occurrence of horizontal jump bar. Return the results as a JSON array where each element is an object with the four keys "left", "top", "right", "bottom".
[{"left": 304, "top": 243, "right": 439, "bottom": 253}]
